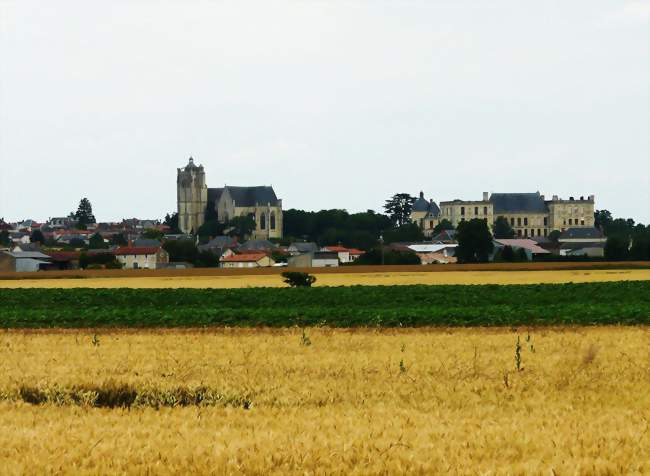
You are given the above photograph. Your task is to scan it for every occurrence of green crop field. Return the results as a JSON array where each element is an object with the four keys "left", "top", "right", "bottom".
[{"left": 1, "top": 281, "right": 649, "bottom": 327}]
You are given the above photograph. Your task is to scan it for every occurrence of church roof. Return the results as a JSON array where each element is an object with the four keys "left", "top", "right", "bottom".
[
  {"left": 207, "top": 188, "right": 223, "bottom": 205},
  {"left": 490, "top": 193, "right": 548, "bottom": 213},
  {"left": 226, "top": 186, "right": 279, "bottom": 207},
  {"left": 413, "top": 192, "right": 440, "bottom": 217}
]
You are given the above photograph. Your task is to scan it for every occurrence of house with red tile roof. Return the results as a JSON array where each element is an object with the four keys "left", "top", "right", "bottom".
[{"left": 220, "top": 252, "right": 274, "bottom": 268}]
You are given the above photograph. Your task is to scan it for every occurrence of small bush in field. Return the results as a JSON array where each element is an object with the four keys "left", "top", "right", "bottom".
[{"left": 282, "top": 272, "right": 317, "bottom": 287}]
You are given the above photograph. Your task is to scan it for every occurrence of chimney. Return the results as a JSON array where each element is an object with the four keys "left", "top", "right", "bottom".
[
  {"left": 419, "top": 191, "right": 424, "bottom": 199},
  {"left": 569, "top": 196, "right": 574, "bottom": 201},
  {"left": 540, "top": 195, "right": 545, "bottom": 201},
  {"left": 552, "top": 195, "right": 559, "bottom": 201},
  {"left": 588, "top": 194, "right": 595, "bottom": 201},
  {"left": 482, "top": 192, "right": 489, "bottom": 201},
  {"left": 580, "top": 196, "right": 584, "bottom": 201}
]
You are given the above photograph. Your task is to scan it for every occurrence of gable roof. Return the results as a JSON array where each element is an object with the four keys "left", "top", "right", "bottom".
[
  {"left": 207, "top": 188, "right": 223, "bottom": 205},
  {"left": 412, "top": 192, "right": 441, "bottom": 217},
  {"left": 238, "top": 239, "right": 276, "bottom": 251},
  {"left": 559, "top": 227, "right": 604, "bottom": 240},
  {"left": 490, "top": 193, "right": 548, "bottom": 213},
  {"left": 290, "top": 242, "right": 319, "bottom": 253},
  {"left": 114, "top": 246, "right": 163, "bottom": 256},
  {"left": 220, "top": 252, "right": 268, "bottom": 263},
  {"left": 494, "top": 239, "right": 550, "bottom": 254},
  {"left": 3, "top": 251, "right": 51, "bottom": 259},
  {"left": 225, "top": 186, "right": 279, "bottom": 207},
  {"left": 134, "top": 238, "right": 162, "bottom": 248},
  {"left": 431, "top": 229, "right": 457, "bottom": 242}
]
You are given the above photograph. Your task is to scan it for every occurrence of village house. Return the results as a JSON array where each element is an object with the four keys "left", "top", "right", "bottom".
[
  {"left": 220, "top": 252, "right": 274, "bottom": 268},
  {"left": 0, "top": 251, "right": 52, "bottom": 272},
  {"left": 114, "top": 246, "right": 169, "bottom": 270}
]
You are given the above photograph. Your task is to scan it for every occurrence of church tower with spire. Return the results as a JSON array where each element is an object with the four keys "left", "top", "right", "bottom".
[{"left": 177, "top": 157, "right": 208, "bottom": 233}]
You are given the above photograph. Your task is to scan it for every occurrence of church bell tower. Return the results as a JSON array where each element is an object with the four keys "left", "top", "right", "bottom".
[{"left": 177, "top": 157, "right": 208, "bottom": 234}]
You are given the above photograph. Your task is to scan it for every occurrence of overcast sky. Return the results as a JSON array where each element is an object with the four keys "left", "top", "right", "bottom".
[{"left": 1, "top": 0, "right": 648, "bottom": 223}]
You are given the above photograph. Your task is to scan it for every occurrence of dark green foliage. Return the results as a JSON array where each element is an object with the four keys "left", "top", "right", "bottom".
[
  {"left": 0, "top": 230, "right": 10, "bottom": 246},
  {"left": 497, "top": 245, "right": 515, "bottom": 262},
  {"left": 194, "top": 250, "right": 220, "bottom": 268},
  {"left": 432, "top": 219, "right": 454, "bottom": 235},
  {"left": 226, "top": 216, "right": 256, "bottom": 238},
  {"left": 142, "top": 229, "right": 164, "bottom": 240},
  {"left": 382, "top": 223, "right": 424, "bottom": 244},
  {"left": 456, "top": 219, "right": 494, "bottom": 263},
  {"left": 0, "top": 282, "right": 648, "bottom": 327},
  {"left": 68, "top": 238, "right": 86, "bottom": 248},
  {"left": 594, "top": 209, "right": 612, "bottom": 230},
  {"left": 75, "top": 198, "right": 95, "bottom": 229},
  {"left": 282, "top": 272, "right": 317, "bottom": 287},
  {"left": 353, "top": 247, "right": 421, "bottom": 265},
  {"left": 89, "top": 233, "right": 107, "bottom": 249},
  {"left": 605, "top": 235, "right": 629, "bottom": 260},
  {"left": 516, "top": 248, "right": 529, "bottom": 261},
  {"left": 630, "top": 227, "right": 650, "bottom": 260},
  {"left": 493, "top": 216, "right": 515, "bottom": 239},
  {"left": 197, "top": 220, "right": 225, "bottom": 243},
  {"left": 283, "top": 209, "right": 391, "bottom": 250},
  {"left": 110, "top": 233, "right": 128, "bottom": 246},
  {"left": 548, "top": 230, "right": 561, "bottom": 243},
  {"left": 30, "top": 229, "right": 45, "bottom": 244},
  {"left": 163, "top": 239, "right": 198, "bottom": 263},
  {"left": 384, "top": 193, "right": 416, "bottom": 227},
  {"left": 79, "top": 252, "right": 120, "bottom": 269},
  {"left": 164, "top": 212, "right": 181, "bottom": 234}
]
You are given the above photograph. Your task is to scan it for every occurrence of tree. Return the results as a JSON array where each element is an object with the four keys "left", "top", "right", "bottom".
[
  {"left": 142, "top": 228, "right": 164, "bottom": 240},
  {"left": 594, "top": 209, "right": 613, "bottom": 230},
  {"left": 89, "top": 232, "right": 108, "bottom": 249},
  {"left": 226, "top": 215, "right": 256, "bottom": 238},
  {"left": 75, "top": 198, "right": 96, "bottom": 229},
  {"left": 162, "top": 239, "right": 198, "bottom": 263},
  {"left": 548, "top": 230, "right": 561, "bottom": 243},
  {"left": 29, "top": 229, "right": 45, "bottom": 244},
  {"left": 384, "top": 193, "right": 416, "bottom": 227},
  {"left": 382, "top": 223, "right": 424, "bottom": 244},
  {"left": 68, "top": 238, "right": 87, "bottom": 248},
  {"left": 604, "top": 235, "right": 629, "bottom": 260},
  {"left": 432, "top": 219, "right": 454, "bottom": 236},
  {"left": 499, "top": 245, "right": 515, "bottom": 262},
  {"left": 164, "top": 212, "right": 181, "bottom": 234},
  {"left": 0, "top": 230, "right": 11, "bottom": 247},
  {"left": 629, "top": 226, "right": 650, "bottom": 260},
  {"left": 197, "top": 220, "right": 225, "bottom": 243},
  {"left": 493, "top": 216, "right": 515, "bottom": 239},
  {"left": 110, "top": 233, "right": 128, "bottom": 246},
  {"left": 455, "top": 219, "right": 494, "bottom": 263}
]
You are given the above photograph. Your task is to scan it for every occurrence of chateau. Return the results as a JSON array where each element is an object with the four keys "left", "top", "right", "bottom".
[
  {"left": 412, "top": 191, "right": 595, "bottom": 238},
  {"left": 177, "top": 158, "right": 283, "bottom": 239}
]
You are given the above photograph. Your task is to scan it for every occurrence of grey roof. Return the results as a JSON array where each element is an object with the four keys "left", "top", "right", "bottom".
[
  {"left": 313, "top": 251, "right": 338, "bottom": 260},
  {"left": 134, "top": 238, "right": 162, "bottom": 247},
  {"left": 14, "top": 243, "right": 42, "bottom": 252},
  {"left": 431, "top": 229, "right": 457, "bottom": 242},
  {"left": 238, "top": 239, "right": 276, "bottom": 251},
  {"left": 3, "top": 251, "right": 51, "bottom": 259},
  {"left": 560, "top": 241, "right": 606, "bottom": 250},
  {"left": 412, "top": 192, "right": 441, "bottom": 217},
  {"left": 200, "top": 235, "right": 238, "bottom": 250},
  {"left": 207, "top": 188, "right": 223, "bottom": 205},
  {"left": 490, "top": 193, "right": 548, "bottom": 213},
  {"left": 289, "top": 242, "right": 319, "bottom": 253},
  {"left": 559, "top": 227, "right": 604, "bottom": 240},
  {"left": 226, "top": 186, "right": 279, "bottom": 207}
]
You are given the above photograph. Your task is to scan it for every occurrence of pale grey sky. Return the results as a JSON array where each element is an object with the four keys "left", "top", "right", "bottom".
[{"left": 1, "top": 0, "right": 649, "bottom": 223}]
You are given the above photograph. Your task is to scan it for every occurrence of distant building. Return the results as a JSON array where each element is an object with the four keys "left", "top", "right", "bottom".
[
  {"left": 288, "top": 242, "right": 319, "bottom": 256},
  {"left": 0, "top": 251, "right": 52, "bottom": 272},
  {"left": 177, "top": 157, "right": 283, "bottom": 239},
  {"left": 410, "top": 191, "right": 441, "bottom": 237},
  {"left": 114, "top": 246, "right": 169, "bottom": 270},
  {"left": 220, "top": 252, "right": 274, "bottom": 268}
]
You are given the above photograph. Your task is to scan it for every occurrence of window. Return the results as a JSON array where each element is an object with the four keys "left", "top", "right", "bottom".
[
  {"left": 524, "top": 217, "right": 528, "bottom": 226},
  {"left": 538, "top": 229, "right": 541, "bottom": 236},
  {"left": 544, "top": 229, "right": 548, "bottom": 237},
  {"left": 483, "top": 207, "right": 487, "bottom": 215},
  {"left": 544, "top": 217, "right": 548, "bottom": 226},
  {"left": 581, "top": 219, "right": 585, "bottom": 226},
  {"left": 461, "top": 207, "right": 465, "bottom": 215},
  {"left": 510, "top": 218, "right": 515, "bottom": 226},
  {"left": 530, "top": 229, "right": 534, "bottom": 237},
  {"left": 524, "top": 229, "right": 528, "bottom": 237},
  {"left": 517, "top": 229, "right": 522, "bottom": 237},
  {"left": 260, "top": 213, "right": 266, "bottom": 230},
  {"left": 270, "top": 212, "right": 276, "bottom": 230},
  {"left": 517, "top": 217, "right": 521, "bottom": 226},
  {"left": 474, "top": 206, "right": 478, "bottom": 215},
  {"left": 568, "top": 219, "right": 572, "bottom": 225}
]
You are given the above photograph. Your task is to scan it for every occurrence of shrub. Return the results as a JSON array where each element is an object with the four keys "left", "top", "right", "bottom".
[{"left": 282, "top": 272, "right": 317, "bottom": 287}]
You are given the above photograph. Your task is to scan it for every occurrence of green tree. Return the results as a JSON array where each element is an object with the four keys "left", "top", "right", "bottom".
[
  {"left": 629, "top": 226, "right": 650, "bottom": 260},
  {"left": 75, "top": 198, "right": 96, "bottom": 229},
  {"left": 382, "top": 223, "right": 424, "bottom": 244},
  {"left": 0, "top": 230, "right": 11, "bottom": 247},
  {"left": 164, "top": 212, "right": 181, "bottom": 234},
  {"left": 455, "top": 219, "right": 494, "bottom": 263},
  {"left": 29, "top": 229, "right": 45, "bottom": 244},
  {"left": 162, "top": 239, "right": 198, "bottom": 263},
  {"left": 384, "top": 193, "right": 416, "bottom": 227},
  {"left": 89, "top": 232, "right": 108, "bottom": 249},
  {"left": 604, "top": 235, "right": 629, "bottom": 260},
  {"left": 548, "top": 230, "right": 561, "bottom": 243},
  {"left": 594, "top": 209, "right": 613, "bottom": 230},
  {"left": 354, "top": 247, "right": 421, "bottom": 265},
  {"left": 432, "top": 219, "right": 454, "bottom": 236},
  {"left": 197, "top": 220, "right": 225, "bottom": 243},
  {"left": 500, "top": 245, "right": 515, "bottom": 262},
  {"left": 226, "top": 215, "right": 256, "bottom": 238},
  {"left": 110, "top": 233, "right": 128, "bottom": 246},
  {"left": 493, "top": 216, "right": 515, "bottom": 239},
  {"left": 142, "top": 228, "right": 164, "bottom": 240}
]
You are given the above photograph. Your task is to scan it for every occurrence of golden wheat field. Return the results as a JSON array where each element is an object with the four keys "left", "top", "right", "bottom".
[
  {"left": 0, "top": 327, "right": 648, "bottom": 475},
  {"left": 1, "top": 268, "right": 649, "bottom": 288}
]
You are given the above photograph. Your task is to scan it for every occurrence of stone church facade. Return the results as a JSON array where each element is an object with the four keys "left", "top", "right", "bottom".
[{"left": 177, "top": 157, "right": 283, "bottom": 239}]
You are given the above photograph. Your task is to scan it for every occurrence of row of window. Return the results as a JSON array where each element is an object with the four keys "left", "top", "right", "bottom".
[
  {"left": 259, "top": 212, "right": 277, "bottom": 231},
  {"left": 459, "top": 206, "right": 489, "bottom": 216},
  {"left": 506, "top": 216, "right": 548, "bottom": 227},
  {"left": 564, "top": 218, "right": 585, "bottom": 226}
]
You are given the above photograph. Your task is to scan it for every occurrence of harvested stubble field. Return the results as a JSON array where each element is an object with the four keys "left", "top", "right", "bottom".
[
  {"left": 1, "top": 265, "right": 649, "bottom": 289},
  {"left": 0, "top": 327, "right": 648, "bottom": 474}
]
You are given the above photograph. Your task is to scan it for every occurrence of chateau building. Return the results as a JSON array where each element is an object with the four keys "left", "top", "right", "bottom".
[
  {"left": 177, "top": 157, "right": 283, "bottom": 239},
  {"left": 413, "top": 191, "right": 595, "bottom": 238}
]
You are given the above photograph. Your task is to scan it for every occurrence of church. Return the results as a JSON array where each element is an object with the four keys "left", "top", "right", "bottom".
[{"left": 177, "top": 157, "right": 283, "bottom": 239}]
